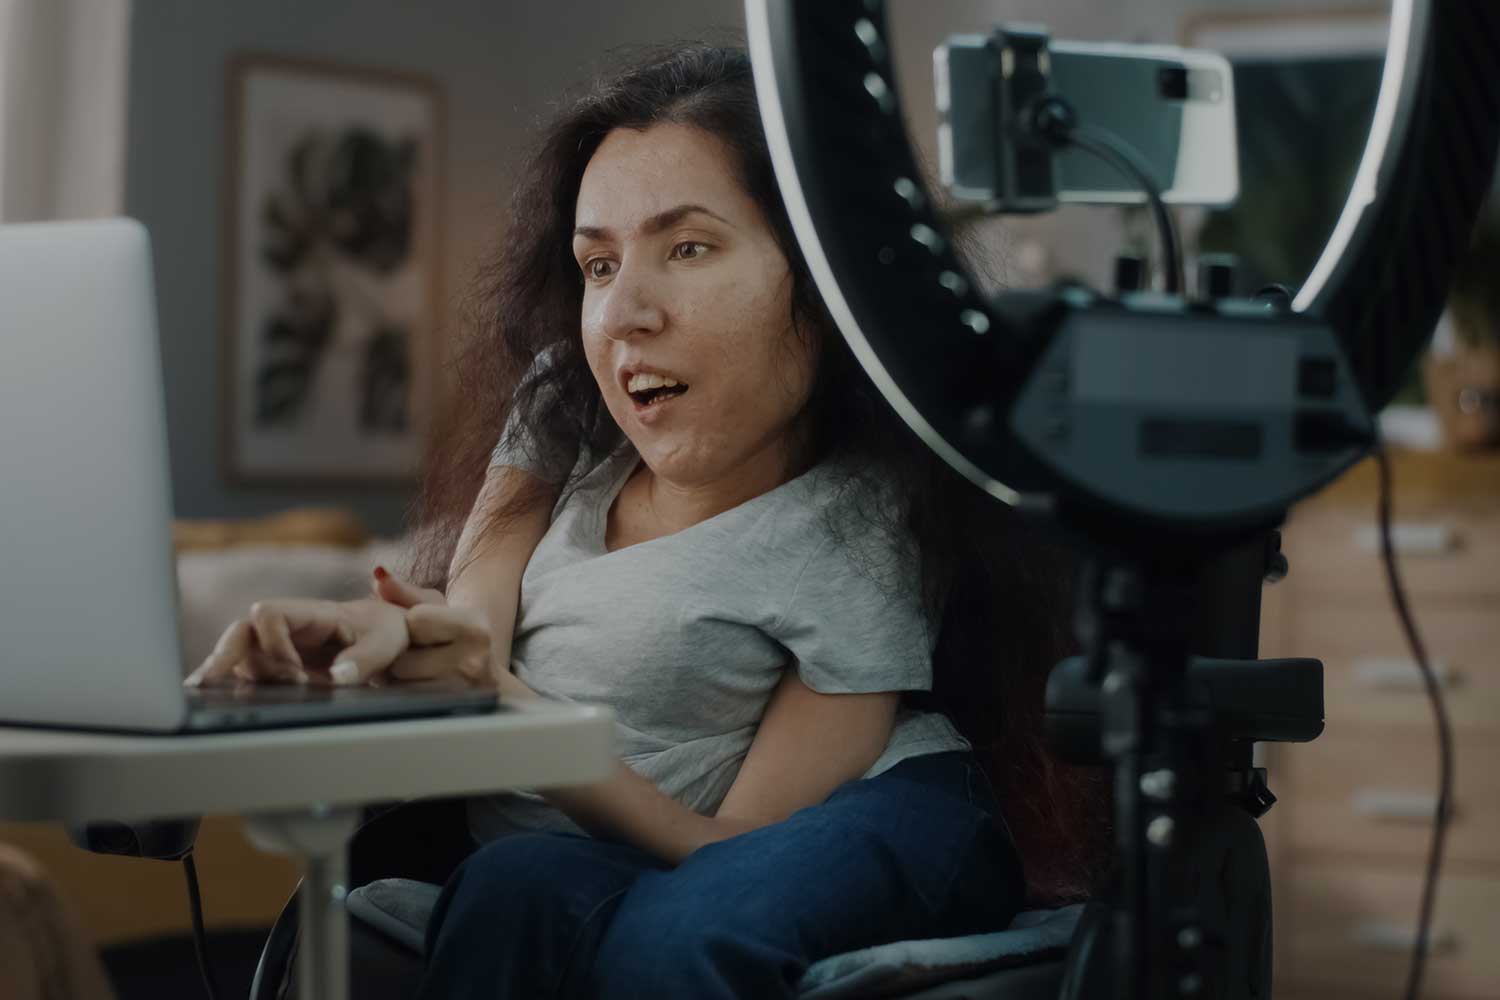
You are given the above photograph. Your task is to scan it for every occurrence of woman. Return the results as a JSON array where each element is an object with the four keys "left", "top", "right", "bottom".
[{"left": 187, "top": 44, "right": 1105, "bottom": 999}]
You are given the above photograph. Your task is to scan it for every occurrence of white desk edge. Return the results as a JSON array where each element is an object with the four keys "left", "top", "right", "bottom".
[{"left": 0, "top": 699, "right": 616, "bottom": 824}]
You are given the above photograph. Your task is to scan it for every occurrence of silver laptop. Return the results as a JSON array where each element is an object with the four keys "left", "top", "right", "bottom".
[{"left": 0, "top": 218, "right": 498, "bottom": 732}]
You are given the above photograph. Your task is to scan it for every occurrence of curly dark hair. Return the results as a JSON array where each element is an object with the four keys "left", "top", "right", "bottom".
[{"left": 398, "top": 42, "right": 1109, "bottom": 904}]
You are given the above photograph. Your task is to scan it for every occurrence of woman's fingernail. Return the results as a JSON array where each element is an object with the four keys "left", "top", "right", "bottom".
[
  {"left": 331, "top": 660, "right": 360, "bottom": 685},
  {"left": 374, "top": 566, "right": 388, "bottom": 579}
]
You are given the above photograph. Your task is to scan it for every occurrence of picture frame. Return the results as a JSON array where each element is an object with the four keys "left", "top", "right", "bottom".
[{"left": 221, "top": 52, "right": 444, "bottom": 485}]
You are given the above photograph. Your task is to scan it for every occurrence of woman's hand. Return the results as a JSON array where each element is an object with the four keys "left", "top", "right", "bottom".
[
  {"left": 369, "top": 564, "right": 446, "bottom": 610},
  {"left": 369, "top": 566, "right": 497, "bottom": 687},
  {"left": 183, "top": 596, "right": 410, "bottom": 688}
]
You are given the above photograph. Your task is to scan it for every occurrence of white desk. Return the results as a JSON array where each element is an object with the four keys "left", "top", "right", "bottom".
[{"left": 0, "top": 699, "right": 615, "bottom": 1000}]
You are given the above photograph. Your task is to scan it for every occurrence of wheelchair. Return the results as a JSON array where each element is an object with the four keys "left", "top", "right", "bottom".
[{"left": 251, "top": 651, "right": 1322, "bottom": 1000}]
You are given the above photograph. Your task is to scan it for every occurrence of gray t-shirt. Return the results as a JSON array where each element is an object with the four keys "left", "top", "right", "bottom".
[{"left": 469, "top": 378, "right": 970, "bottom": 841}]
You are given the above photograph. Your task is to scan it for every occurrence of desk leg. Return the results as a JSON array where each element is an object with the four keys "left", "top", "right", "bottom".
[{"left": 245, "top": 806, "right": 361, "bottom": 1000}]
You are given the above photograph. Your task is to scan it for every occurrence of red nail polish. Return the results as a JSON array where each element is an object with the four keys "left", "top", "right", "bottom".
[{"left": 374, "top": 566, "right": 388, "bottom": 579}]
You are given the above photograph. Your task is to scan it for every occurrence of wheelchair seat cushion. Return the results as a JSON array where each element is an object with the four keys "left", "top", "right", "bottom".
[
  {"left": 346, "top": 878, "right": 441, "bottom": 955},
  {"left": 345, "top": 878, "right": 1082, "bottom": 997},
  {"left": 795, "top": 904, "right": 1083, "bottom": 998}
]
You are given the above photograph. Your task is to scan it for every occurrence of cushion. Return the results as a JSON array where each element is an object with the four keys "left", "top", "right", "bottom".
[
  {"left": 345, "top": 878, "right": 1082, "bottom": 998},
  {"left": 795, "top": 905, "right": 1082, "bottom": 998},
  {"left": 345, "top": 878, "right": 442, "bottom": 956}
]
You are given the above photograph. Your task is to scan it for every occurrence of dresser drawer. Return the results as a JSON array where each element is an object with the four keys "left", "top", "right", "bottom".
[
  {"left": 1280, "top": 508, "right": 1500, "bottom": 601},
  {"left": 1277, "top": 866, "right": 1500, "bottom": 999},
  {"left": 1283, "top": 603, "right": 1500, "bottom": 730},
  {"left": 1274, "top": 728, "right": 1500, "bottom": 866}
]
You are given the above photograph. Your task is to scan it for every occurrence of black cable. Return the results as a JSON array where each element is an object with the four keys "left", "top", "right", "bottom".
[
  {"left": 1372, "top": 438, "right": 1453, "bottom": 1000},
  {"left": 182, "top": 852, "right": 222, "bottom": 1000},
  {"left": 1028, "top": 97, "right": 1185, "bottom": 295},
  {"left": 1065, "top": 124, "right": 1183, "bottom": 295}
]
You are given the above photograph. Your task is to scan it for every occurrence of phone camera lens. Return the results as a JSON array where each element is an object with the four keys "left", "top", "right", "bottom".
[{"left": 1158, "top": 67, "right": 1189, "bottom": 100}]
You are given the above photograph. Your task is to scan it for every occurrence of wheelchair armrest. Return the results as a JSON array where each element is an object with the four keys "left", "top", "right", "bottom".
[{"left": 1044, "top": 655, "right": 1324, "bottom": 764}]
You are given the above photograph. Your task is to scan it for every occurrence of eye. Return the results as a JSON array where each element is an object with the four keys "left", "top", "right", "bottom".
[
  {"left": 583, "top": 257, "right": 616, "bottom": 281},
  {"left": 670, "top": 241, "right": 710, "bottom": 261}
]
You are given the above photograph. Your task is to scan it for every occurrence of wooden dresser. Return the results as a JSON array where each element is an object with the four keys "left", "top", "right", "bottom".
[{"left": 1259, "top": 447, "right": 1500, "bottom": 999}]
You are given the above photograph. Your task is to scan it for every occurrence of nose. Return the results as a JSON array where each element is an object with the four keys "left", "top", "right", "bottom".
[{"left": 598, "top": 261, "right": 667, "bottom": 343}]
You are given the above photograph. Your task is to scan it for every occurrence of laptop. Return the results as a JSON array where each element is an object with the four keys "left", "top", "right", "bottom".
[{"left": 0, "top": 218, "right": 499, "bottom": 732}]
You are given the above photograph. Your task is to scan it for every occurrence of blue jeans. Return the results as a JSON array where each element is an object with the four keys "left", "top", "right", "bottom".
[{"left": 415, "top": 750, "right": 1024, "bottom": 999}]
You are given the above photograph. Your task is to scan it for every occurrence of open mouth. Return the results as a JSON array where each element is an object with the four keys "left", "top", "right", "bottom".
[
  {"left": 629, "top": 384, "right": 689, "bottom": 408},
  {"left": 626, "top": 377, "right": 691, "bottom": 409}
]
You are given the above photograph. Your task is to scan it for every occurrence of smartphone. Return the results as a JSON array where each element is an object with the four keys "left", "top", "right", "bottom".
[{"left": 935, "top": 33, "right": 1239, "bottom": 210}]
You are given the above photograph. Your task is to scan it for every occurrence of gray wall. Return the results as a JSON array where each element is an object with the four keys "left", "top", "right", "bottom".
[{"left": 126, "top": 0, "right": 745, "bottom": 536}]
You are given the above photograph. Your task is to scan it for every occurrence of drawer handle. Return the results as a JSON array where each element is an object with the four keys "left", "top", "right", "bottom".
[
  {"left": 1353, "top": 521, "right": 1457, "bottom": 555},
  {"left": 1350, "top": 789, "right": 1451, "bottom": 822},
  {"left": 1352, "top": 657, "right": 1460, "bottom": 691},
  {"left": 1349, "top": 920, "right": 1459, "bottom": 955}
]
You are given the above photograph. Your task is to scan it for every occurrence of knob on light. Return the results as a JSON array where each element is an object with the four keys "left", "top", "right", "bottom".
[
  {"left": 1197, "top": 253, "right": 1239, "bottom": 300},
  {"left": 1114, "top": 253, "right": 1146, "bottom": 294}
]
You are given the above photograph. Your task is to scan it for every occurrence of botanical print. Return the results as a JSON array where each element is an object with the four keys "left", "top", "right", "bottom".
[{"left": 226, "top": 55, "right": 441, "bottom": 483}]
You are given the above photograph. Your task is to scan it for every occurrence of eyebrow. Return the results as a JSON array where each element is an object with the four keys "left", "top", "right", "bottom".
[{"left": 572, "top": 203, "right": 734, "bottom": 242}]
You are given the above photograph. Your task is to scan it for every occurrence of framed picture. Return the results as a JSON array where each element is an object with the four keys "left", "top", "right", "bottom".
[{"left": 222, "top": 53, "right": 444, "bottom": 485}]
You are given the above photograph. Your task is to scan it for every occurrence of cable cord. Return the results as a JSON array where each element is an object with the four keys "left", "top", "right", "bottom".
[
  {"left": 1373, "top": 440, "right": 1453, "bottom": 1000},
  {"left": 1028, "top": 97, "right": 1184, "bottom": 295},
  {"left": 182, "top": 852, "right": 222, "bottom": 1000}
]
